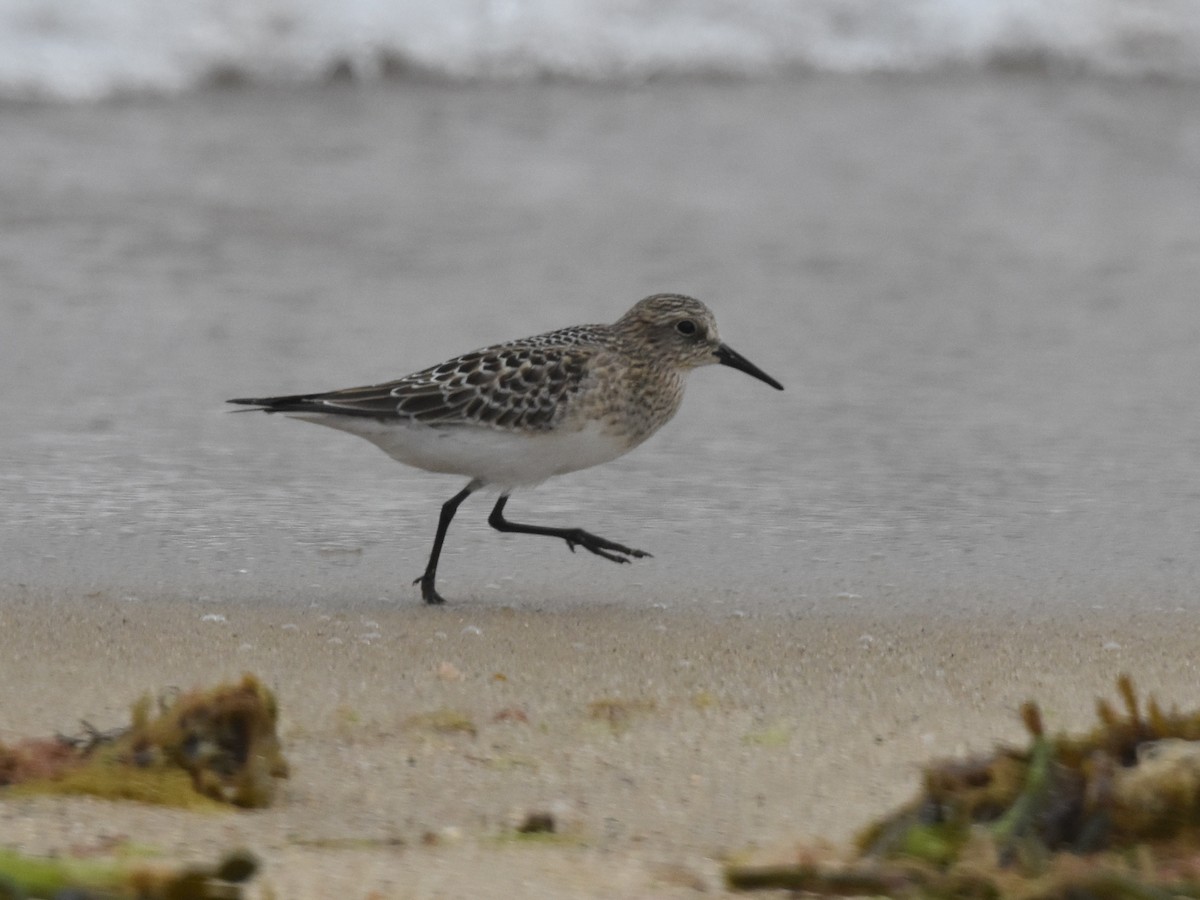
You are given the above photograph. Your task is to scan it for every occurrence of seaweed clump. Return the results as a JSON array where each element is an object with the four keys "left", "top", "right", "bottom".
[
  {"left": 0, "top": 674, "right": 288, "bottom": 809},
  {"left": 0, "top": 847, "right": 258, "bottom": 900},
  {"left": 728, "top": 676, "right": 1200, "bottom": 897}
]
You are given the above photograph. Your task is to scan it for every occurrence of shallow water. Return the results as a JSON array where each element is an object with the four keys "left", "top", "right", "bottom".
[{"left": 4, "top": 75, "right": 1200, "bottom": 613}]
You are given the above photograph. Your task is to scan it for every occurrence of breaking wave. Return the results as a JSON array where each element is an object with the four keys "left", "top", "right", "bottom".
[{"left": 3, "top": 0, "right": 1200, "bottom": 100}]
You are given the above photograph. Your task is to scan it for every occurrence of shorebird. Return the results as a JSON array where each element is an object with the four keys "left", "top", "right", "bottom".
[{"left": 229, "top": 293, "right": 783, "bottom": 604}]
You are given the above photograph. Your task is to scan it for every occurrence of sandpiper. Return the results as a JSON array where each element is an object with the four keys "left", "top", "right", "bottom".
[{"left": 229, "top": 293, "right": 783, "bottom": 604}]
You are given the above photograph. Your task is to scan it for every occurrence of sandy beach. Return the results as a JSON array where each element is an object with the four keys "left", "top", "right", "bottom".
[
  {"left": 3, "top": 593, "right": 1196, "bottom": 897},
  {"left": 5, "top": 70, "right": 1200, "bottom": 897}
]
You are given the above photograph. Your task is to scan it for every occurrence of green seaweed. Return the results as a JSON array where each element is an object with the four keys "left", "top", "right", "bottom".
[
  {"left": 1, "top": 674, "right": 288, "bottom": 809},
  {"left": 728, "top": 676, "right": 1200, "bottom": 897},
  {"left": 0, "top": 847, "right": 257, "bottom": 900},
  {"left": 403, "top": 708, "right": 478, "bottom": 737}
]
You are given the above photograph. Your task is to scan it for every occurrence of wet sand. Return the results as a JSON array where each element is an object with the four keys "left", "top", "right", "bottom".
[
  {"left": 5, "top": 73, "right": 1200, "bottom": 896},
  {"left": 3, "top": 594, "right": 1195, "bottom": 897},
  {"left": 7, "top": 74, "right": 1200, "bottom": 604}
]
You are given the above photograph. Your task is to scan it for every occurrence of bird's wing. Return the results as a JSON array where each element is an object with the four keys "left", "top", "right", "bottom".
[{"left": 229, "top": 338, "right": 597, "bottom": 431}]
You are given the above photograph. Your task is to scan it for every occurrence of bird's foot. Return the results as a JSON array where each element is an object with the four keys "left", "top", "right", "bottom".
[
  {"left": 414, "top": 574, "right": 447, "bottom": 605},
  {"left": 562, "top": 529, "right": 652, "bottom": 564}
]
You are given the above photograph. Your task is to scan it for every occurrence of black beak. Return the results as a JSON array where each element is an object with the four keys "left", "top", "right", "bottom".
[{"left": 715, "top": 343, "right": 784, "bottom": 391}]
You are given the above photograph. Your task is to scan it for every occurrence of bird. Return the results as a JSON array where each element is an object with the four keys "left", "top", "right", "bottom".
[{"left": 229, "top": 293, "right": 783, "bottom": 604}]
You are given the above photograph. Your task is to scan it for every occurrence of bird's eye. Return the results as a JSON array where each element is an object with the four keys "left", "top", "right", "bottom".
[{"left": 675, "top": 319, "right": 697, "bottom": 336}]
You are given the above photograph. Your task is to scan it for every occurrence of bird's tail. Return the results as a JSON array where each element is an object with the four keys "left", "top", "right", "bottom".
[{"left": 226, "top": 394, "right": 322, "bottom": 413}]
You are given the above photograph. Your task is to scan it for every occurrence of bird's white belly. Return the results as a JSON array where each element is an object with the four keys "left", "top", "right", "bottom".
[{"left": 286, "top": 414, "right": 633, "bottom": 489}]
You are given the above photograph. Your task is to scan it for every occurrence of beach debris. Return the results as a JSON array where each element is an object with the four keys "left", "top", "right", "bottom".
[
  {"left": 403, "top": 708, "right": 477, "bottom": 737},
  {"left": 587, "top": 697, "right": 657, "bottom": 732},
  {"left": 0, "top": 674, "right": 288, "bottom": 809},
  {"left": 516, "top": 811, "right": 556, "bottom": 834},
  {"left": 727, "top": 675, "right": 1200, "bottom": 897},
  {"left": 492, "top": 706, "right": 530, "bottom": 725},
  {"left": 0, "top": 846, "right": 258, "bottom": 900},
  {"left": 420, "top": 826, "right": 464, "bottom": 846},
  {"left": 742, "top": 721, "right": 793, "bottom": 748}
]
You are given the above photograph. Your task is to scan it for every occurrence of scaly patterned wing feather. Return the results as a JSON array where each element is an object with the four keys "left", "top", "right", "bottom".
[
  {"left": 387, "top": 342, "right": 595, "bottom": 429},
  {"left": 231, "top": 330, "right": 604, "bottom": 431}
]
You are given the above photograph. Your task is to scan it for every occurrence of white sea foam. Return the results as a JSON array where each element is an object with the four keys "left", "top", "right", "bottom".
[{"left": 2, "top": 0, "right": 1200, "bottom": 100}]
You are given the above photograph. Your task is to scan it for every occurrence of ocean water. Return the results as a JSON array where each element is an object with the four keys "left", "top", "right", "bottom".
[
  {"left": 2, "top": 0, "right": 1200, "bottom": 100},
  {"left": 4, "top": 69, "right": 1200, "bottom": 613}
]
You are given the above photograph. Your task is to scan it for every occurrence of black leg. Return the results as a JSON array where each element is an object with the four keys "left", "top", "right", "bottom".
[
  {"left": 414, "top": 480, "right": 478, "bottom": 605},
  {"left": 487, "top": 494, "right": 651, "bottom": 564}
]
